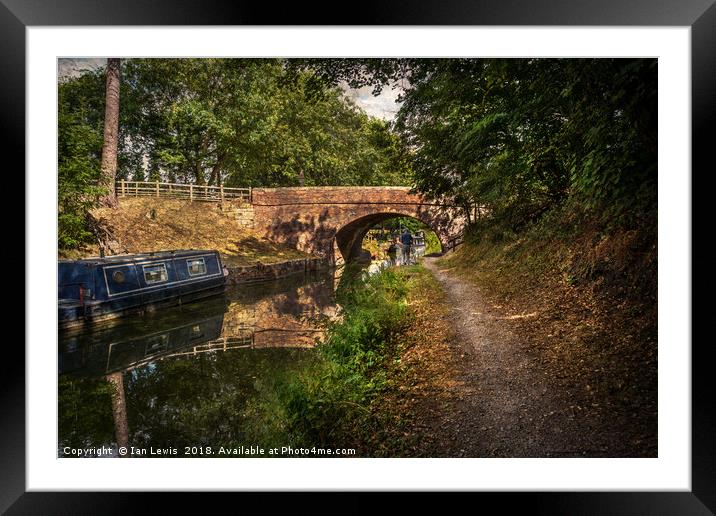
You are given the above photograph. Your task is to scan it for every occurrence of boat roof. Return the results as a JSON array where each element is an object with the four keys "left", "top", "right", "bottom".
[{"left": 59, "top": 249, "right": 218, "bottom": 265}]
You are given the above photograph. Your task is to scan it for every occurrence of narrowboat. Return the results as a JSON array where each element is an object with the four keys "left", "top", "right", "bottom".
[{"left": 58, "top": 250, "right": 228, "bottom": 329}]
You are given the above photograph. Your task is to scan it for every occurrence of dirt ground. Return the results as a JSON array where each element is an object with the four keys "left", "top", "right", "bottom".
[{"left": 398, "top": 257, "right": 657, "bottom": 457}]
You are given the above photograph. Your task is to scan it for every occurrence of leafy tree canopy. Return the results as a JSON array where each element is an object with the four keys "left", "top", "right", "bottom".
[
  {"left": 291, "top": 58, "right": 657, "bottom": 229},
  {"left": 58, "top": 58, "right": 413, "bottom": 248},
  {"left": 59, "top": 57, "right": 656, "bottom": 249}
]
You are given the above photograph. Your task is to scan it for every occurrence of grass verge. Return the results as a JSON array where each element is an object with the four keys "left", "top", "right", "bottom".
[{"left": 243, "top": 264, "right": 462, "bottom": 456}]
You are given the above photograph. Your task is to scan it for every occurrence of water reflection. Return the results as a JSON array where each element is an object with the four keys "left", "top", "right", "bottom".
[
  {"left": 59, "top": 272, "right": 337, "bottom": 377},
  {"left": 58, "top": 271, "right": 337, "bottom": 456}
]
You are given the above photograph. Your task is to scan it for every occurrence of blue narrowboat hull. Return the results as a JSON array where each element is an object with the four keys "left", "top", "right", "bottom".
[{"left": 58, "top": 250, "right": 227, "bottom": 329}]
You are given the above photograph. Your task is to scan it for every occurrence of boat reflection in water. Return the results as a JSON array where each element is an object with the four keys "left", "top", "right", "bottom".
[
  {"left": 60, "top": 295, "right": 230, "bottom": 377},
  {"left": 58, "top": 271, "right": 337, "bottom": 457}
]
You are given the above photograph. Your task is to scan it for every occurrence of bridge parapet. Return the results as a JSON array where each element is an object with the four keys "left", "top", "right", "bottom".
[
  {"left": 251, "top": 187, "right": 466, "bottom": 263},
  {"left": 251, "top": 186, "right": 425, "bottom": 206}
]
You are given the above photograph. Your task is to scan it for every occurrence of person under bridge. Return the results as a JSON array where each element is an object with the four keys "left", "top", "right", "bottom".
[{"left": 400, "top": 229, "right": 413, "bottom": 265}]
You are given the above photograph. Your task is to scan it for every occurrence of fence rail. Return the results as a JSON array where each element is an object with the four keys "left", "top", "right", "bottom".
[
  {"left": 117, "top": 180, "right": 252, "bottom": 203},
  {"left": 447, "top": 233, "right": 465, "bottom": 251}
]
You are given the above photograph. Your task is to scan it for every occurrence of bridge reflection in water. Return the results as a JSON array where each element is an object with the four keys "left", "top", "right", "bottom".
[{"left": 58, "top": 270, "right": 337, "bottom": 456}]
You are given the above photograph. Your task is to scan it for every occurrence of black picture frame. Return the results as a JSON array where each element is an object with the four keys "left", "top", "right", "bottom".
[{"left": 6, "top": 0, "right": 711, "bottom": 513}]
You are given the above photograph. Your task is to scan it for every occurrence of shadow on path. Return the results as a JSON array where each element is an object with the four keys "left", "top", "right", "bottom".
[{"left": 422, "top": 257, "right": 652, "bottom": 458}]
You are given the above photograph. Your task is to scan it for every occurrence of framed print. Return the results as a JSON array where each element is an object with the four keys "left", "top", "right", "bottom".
[{"left": 6, "top": 0, "right": 712, "bottom": 512}]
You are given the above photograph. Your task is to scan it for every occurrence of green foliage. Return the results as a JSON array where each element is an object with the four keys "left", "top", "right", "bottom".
[
  {"left": 398, "top": 59, "right": 656, "bottom": 230},
  {"left": 275, "top": 267, "right": 410, "bottom": 448},
  {"left": 424, "top": 231, "right": 442, "bottom": 254},
  {"left": 298, "top": 58, "right": 657, "bottom": 230},
  {"left": 57, "top": 59, "right": 414, "bottom": 249},
  {"left": 58, "top": 73, "right": 105, "bottom": 249},
  {"left": 379, "top": 216, "right": 424, "bottom": 233},
  {"left": 112, "top": 58, "right": 412, "bottom": 187}
]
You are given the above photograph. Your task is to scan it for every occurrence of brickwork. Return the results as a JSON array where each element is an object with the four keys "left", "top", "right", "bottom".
[{"left": 251, "top": 187, "right": 466, "bottom": 263}]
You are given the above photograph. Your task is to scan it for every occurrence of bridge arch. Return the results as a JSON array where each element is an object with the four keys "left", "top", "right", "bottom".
[
  {"left": 251, "top": 187, "right": 466, "bottom": 264},
  {"left": 334, "top": 212, "right": 444, "bottom": 263}
]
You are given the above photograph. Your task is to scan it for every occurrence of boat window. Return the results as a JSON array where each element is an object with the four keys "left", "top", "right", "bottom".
[
  {"left": 187, "top": 258, "right": 207, "bottom": 276},
  {"left": 143, "top": 263, "right": 168, "bottom": 284},
  {"left": 190, "top": 325, "right": 204, "bottom": 339},
  {"left": 112, "top": 270, "right": 125, "bottom": 283},
  {"left": 145, "top": 334, "right": 169, "bottom": 355}
]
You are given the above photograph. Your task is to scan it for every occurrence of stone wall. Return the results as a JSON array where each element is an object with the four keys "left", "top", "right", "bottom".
[{"left": 219, "top": 201, "right": 254, "bottom": 228}]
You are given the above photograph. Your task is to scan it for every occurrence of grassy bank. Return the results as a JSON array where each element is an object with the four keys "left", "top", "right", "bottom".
[
  {"left": 59, "top": 197, "right": 310, "bottom": 266},
  {"left": 242, "top": 264, "right": 462, "bottom": 456},
  {"left": 250, "top": 266, "right": 412, "bottom": 453}
]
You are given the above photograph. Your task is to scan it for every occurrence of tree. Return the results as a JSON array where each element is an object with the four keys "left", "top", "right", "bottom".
[
  {"left": 58, "top": 71, "right": 104, "bottom": 249},
  {"left": 118, "top": 58, "right": 412, "bottom": 188},
  {"left": 99, "top": 58, "right": 121, "bottom": 207},
  {"left": 294, "top": 58, "right": 657, "bottom": 229}
]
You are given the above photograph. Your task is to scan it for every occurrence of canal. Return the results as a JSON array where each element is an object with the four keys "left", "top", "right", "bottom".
[
  {"left": 57, "top": 237, "right": 428, "bottom": 458},
  {"left": 58, "top": 269, "right": 340, "bottom": 457}
]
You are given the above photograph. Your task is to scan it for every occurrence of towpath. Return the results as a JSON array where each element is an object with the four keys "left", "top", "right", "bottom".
[{"left": 421, "top": 256, "right": 641, "bottom": 457}]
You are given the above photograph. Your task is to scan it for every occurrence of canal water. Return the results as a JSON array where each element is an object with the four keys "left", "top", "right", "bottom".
[
  {"left": 58, "top": 246, "right": 425, "bottom": 457},
  {"left": 58, "top": 270, "right": 339, "bottom": 457}
]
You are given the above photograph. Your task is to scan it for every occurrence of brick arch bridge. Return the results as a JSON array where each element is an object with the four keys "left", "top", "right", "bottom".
[{"left": 250, "top": 187, "right": 466, "bottom": 263}]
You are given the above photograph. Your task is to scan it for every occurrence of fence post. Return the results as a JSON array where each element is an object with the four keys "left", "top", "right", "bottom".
[
  {"left": 120, "top": 179, "right": 125, "bottom": 196},
  {"left": 135, "top": 182, "right": 138, "bottom": 197},
  {"left": 156, "top": 181, "right": 160, "bottom": 197},
  {"left": 190, "top": 184, "right": 193, "bottom": 202},
  {"left": 220, "top": 184, "right": 224, "bottom": 203},
  {"left": 248, "top": 187, "right": 252, "bottom": 204}
]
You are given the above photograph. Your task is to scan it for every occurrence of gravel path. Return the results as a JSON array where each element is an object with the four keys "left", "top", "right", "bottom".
[{"left": 422, "top": 257, "right": 626, "bottom": 457}]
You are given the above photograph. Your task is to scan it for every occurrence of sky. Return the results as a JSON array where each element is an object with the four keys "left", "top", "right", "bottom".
[
  {"left": 57, "top": 58, "right": 403, "bottom": 121},
  {"left": 341, "top": 83, "right": 402, "bottom": 121}
]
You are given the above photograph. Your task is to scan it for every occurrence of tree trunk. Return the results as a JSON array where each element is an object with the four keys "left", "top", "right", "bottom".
[
  {"left": 194, "top": 162, "right": 206, "bottom": 186},
  {"left": 99, "top": 58, "right": 121, "bottom": 207},
  {"left": 209, "top": 154, "right": 226, "bottom": 186},
  {"left": 463, "top": 203, "right": 472, "bottom": 225}
]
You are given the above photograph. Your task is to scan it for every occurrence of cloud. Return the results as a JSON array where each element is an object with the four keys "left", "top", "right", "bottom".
[
  {"left": 341, "top": 83, "right": 403, "bottom": 121},
  {"left": 58, "top": 58, "right": 106, "bottom": 79}
]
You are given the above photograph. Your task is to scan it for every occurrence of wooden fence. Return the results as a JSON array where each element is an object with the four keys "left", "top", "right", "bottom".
[
  {"left": 446, "top": 233, "right": 465, "bottom": 251},
  {"left": 117, "top": 180, "right": 252, "bottom": 203}
]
